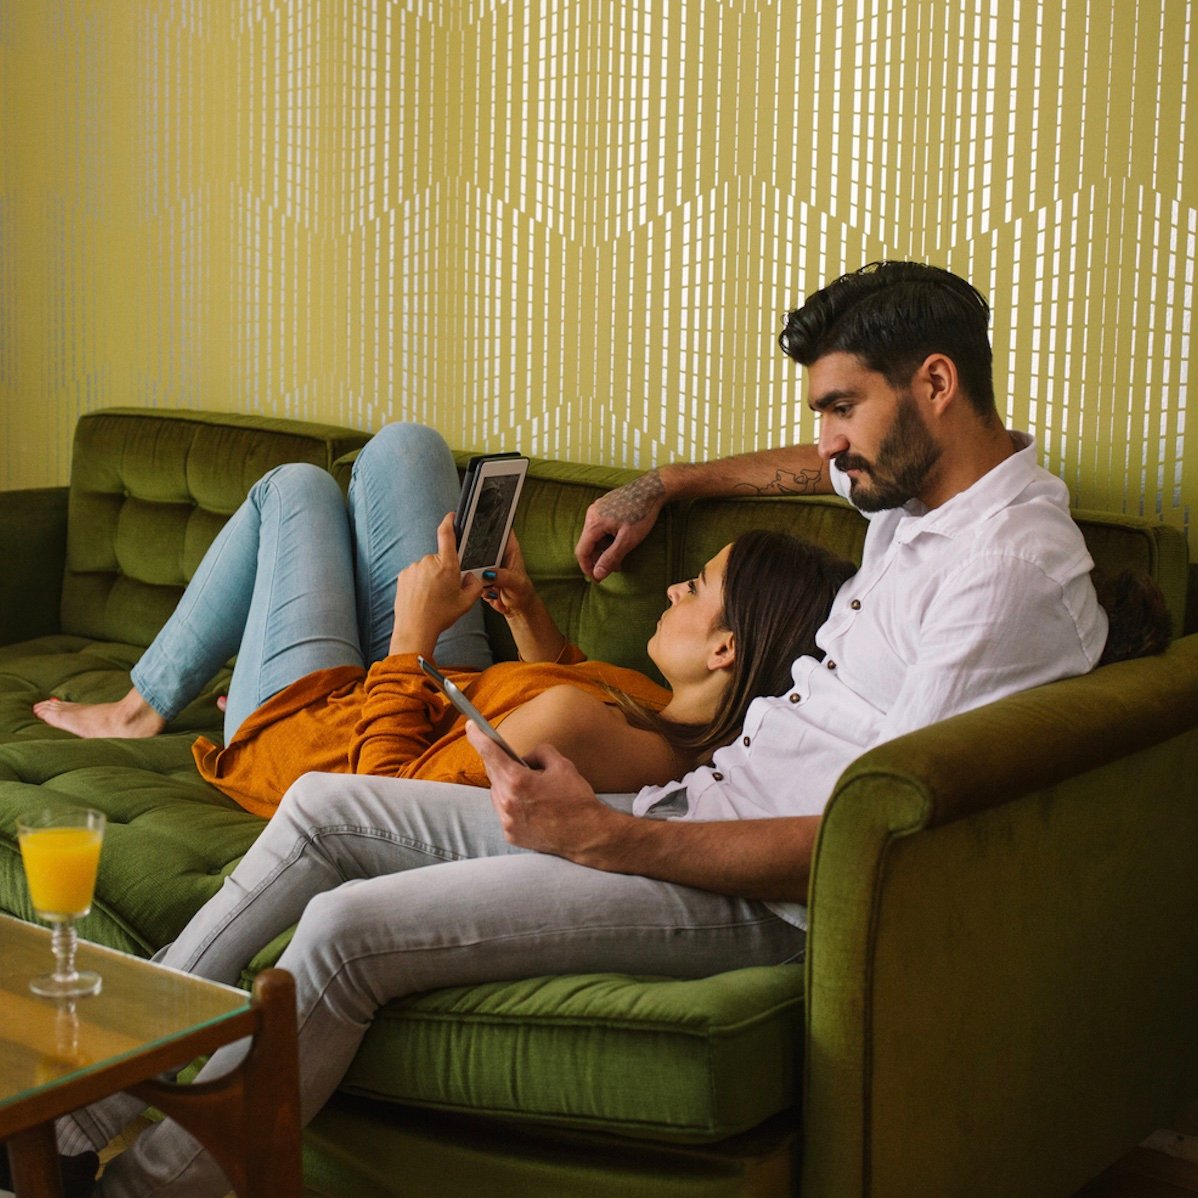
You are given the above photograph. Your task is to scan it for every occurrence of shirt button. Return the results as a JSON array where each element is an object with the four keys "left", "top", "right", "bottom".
[
  {"left": 850, "top": 599, "right": 861, "bottom": 610},
  {"left": 789, "top": 693, "right": 800, "bottom": 704},
  {"left": 712, "top": 771, "right": 724, "bottom": 781},
  {"left": 826, "top": 660, "right": 837, "bottom": 670},
  {"left": 742, "top": 736, "right": 750, "bottom": 747}
]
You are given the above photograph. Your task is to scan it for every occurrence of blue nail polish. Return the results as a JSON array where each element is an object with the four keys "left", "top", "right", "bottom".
[{"left": 482, "top": 569, "right": 497, "bottom": 580}]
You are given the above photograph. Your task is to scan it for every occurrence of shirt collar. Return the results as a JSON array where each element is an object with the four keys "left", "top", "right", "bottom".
[{"left": 891, "top": 431, "right": 1038, "bottom": 544}]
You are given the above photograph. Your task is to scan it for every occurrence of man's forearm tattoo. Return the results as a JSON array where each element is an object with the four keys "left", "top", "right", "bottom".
[
  {"left": 597, "top": 469, "right": 665, "bottom": 522},
  {"left": 734, "top": 467, "right": 824, "bottom": 496}
]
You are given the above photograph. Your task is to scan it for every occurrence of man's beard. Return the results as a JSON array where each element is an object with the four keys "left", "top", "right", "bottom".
[{"left": 835, "top": 393, "right": 942, "bottom": 512}]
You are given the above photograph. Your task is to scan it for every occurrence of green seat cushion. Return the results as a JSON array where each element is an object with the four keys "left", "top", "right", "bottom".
[
  {"left": 348, "top": 968, "right": 804, "bottom": 1143},
  {"left": 247, "top": 930, "right": 803, "bottom": 1144},
  {"left": 0, "top": 735, "right": 260, "bottom": 956},
  {"left": 0, "top": 636, "right": 228, "bottom": 744}
]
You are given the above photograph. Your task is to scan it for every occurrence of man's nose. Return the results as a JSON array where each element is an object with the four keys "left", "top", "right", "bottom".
[{"left": 818, "top": 424, "right": 849, "bottom": 461}]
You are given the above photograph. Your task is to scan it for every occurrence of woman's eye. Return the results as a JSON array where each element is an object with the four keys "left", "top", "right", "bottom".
[{"left": 687, "top": 579, "right": 698, "bottom": 595}]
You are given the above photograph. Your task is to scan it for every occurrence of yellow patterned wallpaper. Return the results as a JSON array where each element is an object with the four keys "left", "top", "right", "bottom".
[{"left": 1, "top": 1, "right": 1194, "bottom": 557}]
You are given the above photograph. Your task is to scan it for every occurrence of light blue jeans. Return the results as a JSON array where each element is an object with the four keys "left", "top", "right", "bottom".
[
  {"left": 68, "top": 773, "right": 806, "bottom": 1197},
  {"left": 130, "top": 422, "right": 491, "bottom": 739}
]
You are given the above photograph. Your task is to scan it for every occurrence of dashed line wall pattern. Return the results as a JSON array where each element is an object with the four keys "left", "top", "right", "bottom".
[{"left": 1, "top": 0, "right": 1194, "bottom": 555}]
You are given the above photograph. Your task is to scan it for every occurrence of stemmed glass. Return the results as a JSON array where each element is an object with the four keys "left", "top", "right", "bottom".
[{"left": 17, "top": 807, "right": 106, "bottom": 998}]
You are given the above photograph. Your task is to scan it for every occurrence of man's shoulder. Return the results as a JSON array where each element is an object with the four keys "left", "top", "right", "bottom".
[
  {"left": 981, "top": 465, "right": 1088, "bottom": 557},
  {"left": 939, "top": 442, "right": 1087, "bottom": 569}
]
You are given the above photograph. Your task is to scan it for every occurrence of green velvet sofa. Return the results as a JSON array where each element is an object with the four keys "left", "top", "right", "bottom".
[{"left": 1, "top": 407, "right": 1197, "bottom": 1198}]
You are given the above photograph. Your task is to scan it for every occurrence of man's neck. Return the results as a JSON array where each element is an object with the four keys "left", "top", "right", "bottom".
[{"left": 919, "top": 424, "right": 1018, "bottom": 510}]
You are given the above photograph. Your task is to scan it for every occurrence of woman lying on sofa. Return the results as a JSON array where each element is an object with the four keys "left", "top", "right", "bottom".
[{"left": 32, "top": 423, "right": 856, "bottom": 814}]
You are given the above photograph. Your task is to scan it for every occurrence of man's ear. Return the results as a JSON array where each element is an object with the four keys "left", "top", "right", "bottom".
[
  {"left": 916, "top": 353, "right": 960, "bottom": 414},
  {"left": 707, "top": 630, "right": 736, "bottom": 673}
]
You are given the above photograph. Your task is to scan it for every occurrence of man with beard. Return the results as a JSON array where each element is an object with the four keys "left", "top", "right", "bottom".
[
  {"left": 535, "top": 259, "right": 1110, "bottom": 858},
  {"left": 54, "top": 262, "right": 1108, "bottom": 1198}
]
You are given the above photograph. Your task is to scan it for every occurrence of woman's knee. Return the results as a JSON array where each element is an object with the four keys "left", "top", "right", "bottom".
[
  {"left": 354, "top": 423, "right": 453, "bottom": 477},
  {"left": 252, "top": 461, "right": 342, "bottom": 509}
]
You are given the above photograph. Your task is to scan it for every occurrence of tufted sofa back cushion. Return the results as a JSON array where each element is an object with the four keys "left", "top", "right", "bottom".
[{"left": 61, "top": 410, "right": 371, "bottom": 648}]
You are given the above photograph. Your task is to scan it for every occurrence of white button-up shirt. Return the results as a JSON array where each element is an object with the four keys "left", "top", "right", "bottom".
[{"left": 631, "top": 434, "right": 1109, "bottom": 926}]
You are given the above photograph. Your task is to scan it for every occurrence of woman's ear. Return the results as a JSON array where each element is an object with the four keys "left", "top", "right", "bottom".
[{"left": 707, "top": 630, "right": 736, "bottom": 673}]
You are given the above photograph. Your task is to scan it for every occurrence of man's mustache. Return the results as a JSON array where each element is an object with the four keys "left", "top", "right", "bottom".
[{"left": 835, "top": 453, "right": 872, "bottom": 474}]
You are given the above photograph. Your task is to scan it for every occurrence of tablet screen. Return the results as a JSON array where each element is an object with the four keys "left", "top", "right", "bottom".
[{"left": 457, "top": 458, "right": 528, "bottom": 573}]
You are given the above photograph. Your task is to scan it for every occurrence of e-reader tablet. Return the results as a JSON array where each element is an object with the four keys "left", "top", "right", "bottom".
[{"left": 453, "top": 453, "right": 529, "bottom": 575}]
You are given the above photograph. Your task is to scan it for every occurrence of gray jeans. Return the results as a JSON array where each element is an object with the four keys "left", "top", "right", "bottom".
[{"left": 73, "top": 773, "right": 805, "bottom": 1196}]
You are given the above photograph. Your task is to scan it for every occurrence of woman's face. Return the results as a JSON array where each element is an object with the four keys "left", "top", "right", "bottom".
[{"left": 647, "top": 543, "right": 734, "bottom": 687}]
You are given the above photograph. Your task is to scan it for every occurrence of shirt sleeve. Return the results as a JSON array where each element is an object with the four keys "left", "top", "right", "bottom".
[
  {"left": 872, "top": 552, "right": 1104, "bottom": 745},
  {"left": 348, "top": 653, "right": 457, "bottom": 775}
]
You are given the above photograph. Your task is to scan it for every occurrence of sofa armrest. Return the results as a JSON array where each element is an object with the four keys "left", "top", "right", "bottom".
[
  {"left": 0, "top": 487, "right": 68, "bottom": 646},
  {"left": 834, "top": 633, "right": 1198, "bottom": 830},
  {"left": 803, "top": 636, "right": 1198, "bottom": 1197}
]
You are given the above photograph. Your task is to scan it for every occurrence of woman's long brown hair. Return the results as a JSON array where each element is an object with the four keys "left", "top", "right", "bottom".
[{"left": 614, "top": 530, "right": 857, "bottom": 766}]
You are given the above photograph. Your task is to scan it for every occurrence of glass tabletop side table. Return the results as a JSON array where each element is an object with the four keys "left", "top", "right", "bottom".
[{"left": 0, "top": 913, "right": 302, "bottom": 1198}]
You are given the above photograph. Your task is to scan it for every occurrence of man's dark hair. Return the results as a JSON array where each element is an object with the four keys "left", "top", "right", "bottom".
[{"left": 778, "top": 261, "right": 996, "bottom": 416}]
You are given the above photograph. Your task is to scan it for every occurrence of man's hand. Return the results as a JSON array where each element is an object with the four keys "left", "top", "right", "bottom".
[
  {"left": 574, "top": 447, "right": 833, "bottom": 583},
  {"left": 467, "top": 717, "right": 819, "bottom": 903},
  {"left": 574, "top": 469, "right": 666, "bottom": 582},
  {"left": 465, "top": 721, "right": 623, "bottom": 862},
  {"left": 389, "top": 513, "right": 485, "bottom": 657}
]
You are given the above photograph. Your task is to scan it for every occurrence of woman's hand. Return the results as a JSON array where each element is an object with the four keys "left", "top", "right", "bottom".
[
  {"left": 479, "top": 533, "right": 537, "bottom": 617},
  {"left": 481, "top": 532, "right": 569, "bottom": 663},
  {"left": 389, "top": 513, "right": 485, "bottom": 657}
]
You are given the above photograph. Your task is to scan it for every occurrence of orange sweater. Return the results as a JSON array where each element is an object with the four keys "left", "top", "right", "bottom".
[{"left": 193, "top": 647, "right": 670, "bottom": 819}]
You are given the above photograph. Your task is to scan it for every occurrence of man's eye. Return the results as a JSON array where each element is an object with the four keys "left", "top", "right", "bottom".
[{"left": 833, "top": 404, "right": 852, "bottom": 418}]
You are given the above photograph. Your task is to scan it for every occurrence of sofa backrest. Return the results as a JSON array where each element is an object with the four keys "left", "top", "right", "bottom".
[
  {"left": 61, "top": 410, "right": 371, "bottom": 647},
  {"left": 462, "top": 478, "right": 1188, "bottom": 679},
  {"left": 61, "top": 408, "right": 1188, "bottom": 667},
  {"left": 1072, "top": 509, "right": 1189, "bottom": 634},
  {"left": 677, "top": 497, "right": 1190, "bottom": 637}
]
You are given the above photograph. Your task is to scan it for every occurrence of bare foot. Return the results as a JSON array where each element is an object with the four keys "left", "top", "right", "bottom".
[{"left": 33, "top": 688, "right": 167, "bottom": 739}]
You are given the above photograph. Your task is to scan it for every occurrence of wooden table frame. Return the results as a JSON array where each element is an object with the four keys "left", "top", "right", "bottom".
[{"left": 2, "top": 969, "right": 302, "bottom": 1198}]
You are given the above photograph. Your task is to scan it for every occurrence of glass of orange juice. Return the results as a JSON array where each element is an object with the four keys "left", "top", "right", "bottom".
[{"left": 17, "top": 807, "right": 106, "bottom": 997}]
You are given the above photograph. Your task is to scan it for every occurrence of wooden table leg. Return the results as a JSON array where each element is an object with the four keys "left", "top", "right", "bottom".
[
  {"left": 239, "top": 969, "right": 302, "bottom": 1197},
  {"left": 128, "top": 968, "right": 303, "bottom": 1198},
  {"left": 6, "top": 1122, "right": 64, "bottom": 1198}
]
